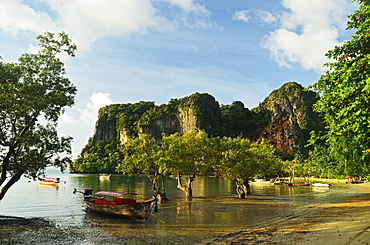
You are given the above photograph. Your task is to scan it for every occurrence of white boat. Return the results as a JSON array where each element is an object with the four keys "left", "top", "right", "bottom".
[
  {"left": 312, "top": 182, "right": 332, "bottom": 187},
  {"left": 251, "top": 179, "right": 274, "bottom": 185},
  {"left": 99, "top": 173, "right": 111, "bottom": 180}
]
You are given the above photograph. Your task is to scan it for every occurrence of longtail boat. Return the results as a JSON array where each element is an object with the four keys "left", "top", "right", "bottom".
[
  {"left": 286, "top": 183, "right": 310, "bottom": 186},
  {"left": 74, "top": 189, "right": 157, "bottom": 220},
  {"left": 38, "top": 176, "right": 60, "bottom": 186}
]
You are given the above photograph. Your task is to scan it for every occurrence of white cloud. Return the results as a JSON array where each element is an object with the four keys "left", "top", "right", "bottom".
[
  {"left": 262, "top": 0, "right": 357, "bottom": 73},
  {"left": 155, "top": 0, "right": 212, "bottom": 29},
  {"left": 233, "top": 9, "right": 277, "bottom": 24},
  {"left": 233, "top": 10, "right": 251, "bottom": 23},
  {"left": 59, "top": 113, "right": 78, "bottom": 124},
  {"left": 255, "top": 10, "right": 277, "bottom": 25},
  {"left": 77, "top": 92, "right": 113, "bottom": 125},
  {"left": 56, "top": 92, "right": 113, "bottom": 157},
  {"left": 38, "top": 0, "right": 173, "bottom": 52},
  {"left": 26, "top": 44, "right": 39, "bottom": 54},
  {"left": 0, "top": 0, "right": 56, "bottom": 35},
  {"left": 0, "top": 0, "right": 211, "bottom": 53},
  {"left": 156, "top": 0, "right": 209, "bottom": 13}
]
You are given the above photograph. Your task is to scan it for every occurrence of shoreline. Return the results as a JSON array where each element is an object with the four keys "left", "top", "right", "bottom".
[
  {"left": 198, "top": 182, "right": 370, "bottom": 244},
  {"left": 1, "top": 182, "right": 370, "bottom": 244}
]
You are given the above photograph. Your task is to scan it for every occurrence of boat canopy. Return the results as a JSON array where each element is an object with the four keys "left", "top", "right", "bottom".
[
  {"left": 94, "top": 191, "right": 129, "bottom": 197},
  {"left": 42, "top": 177, "right": 58, "bottom": 180}
]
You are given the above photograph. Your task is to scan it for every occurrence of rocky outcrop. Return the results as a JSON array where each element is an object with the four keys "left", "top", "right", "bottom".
[
  {"left": 81, "top": 83, "right": 323, "bottom": 158},
  {"left": 91, "top": 108, "right": 117, "bottom": 146},
  {"left": 138, "top": 93, "right": 221, "bottom": 140},
  {"left": 139, "top": 112, "right": 183, "bottom": 140},
  {"left": 139, "top": 108, "right": 197, "bottom": 138},
  {"left": 254, "top": 82, "right": 323, "bottom": 156}
]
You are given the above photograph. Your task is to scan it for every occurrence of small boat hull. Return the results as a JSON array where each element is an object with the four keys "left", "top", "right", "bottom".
[
  {"left": 39, "top": 181, "right": 59, "bottom": 186},
  {"left": 286, "top": 183, "right": 310, "bottom": 186},
  {"left": 85, "top": 198, "right": 155, "bottom": 220},
  {"left": 38, "top": 177, "right": 60, "bottom": 186},
  {"left": 312, "top": 183, "right": 332, "bottom": 187},
  {"left": 99, "top": 174, "right": 111, "bottom": 180}
]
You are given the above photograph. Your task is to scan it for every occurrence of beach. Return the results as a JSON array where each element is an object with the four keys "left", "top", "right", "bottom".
[
  {"left": 200, "top": 181, "right": 370, "bottom": 245},
  {"left": 1, "top": 182, "right": 370, "bottom": 244}
]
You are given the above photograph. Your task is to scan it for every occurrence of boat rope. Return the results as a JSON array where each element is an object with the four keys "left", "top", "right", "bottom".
[{"left": 150, "top": 212, "right": 165, "bottom": 224}]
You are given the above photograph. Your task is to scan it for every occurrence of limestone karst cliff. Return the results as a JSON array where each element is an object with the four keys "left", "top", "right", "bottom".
[
  {"left": 253, "top": 82, "right": 324, "bottom": 156},
  {"left": 78, "top": 82, "right": 323, "bottom": 162}
]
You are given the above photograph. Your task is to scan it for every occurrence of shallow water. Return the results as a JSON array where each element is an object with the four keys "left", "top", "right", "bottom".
[{"left": 0, "top": 167, "right": 359, "bottom": 243}]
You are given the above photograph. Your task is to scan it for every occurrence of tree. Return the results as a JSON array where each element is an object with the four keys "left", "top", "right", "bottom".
[
  {"left": 0, "top": 32, "right": 77, "bottom": 200},
  {"left": 306, "top": 132, "right": 339, "bottom": 178},
  {"left": 283, "top": 154, "right": 313, "bottom": 184},
  {"left": 217, "top": 137, "right": 280, "bottom": 198},
  {"left": 309, "top": 0, "right": 370, "bottom": 176},
  {"left": 158, "top": 130, "right": 212, "bottom": 198},
  {"left": 116, "top": 134, "right": 169, "bottom": 201}
]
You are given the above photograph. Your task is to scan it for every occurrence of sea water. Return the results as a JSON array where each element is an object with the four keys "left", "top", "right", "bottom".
[{"left": 0, "top": 167, "right": 358, "bottom": 241}]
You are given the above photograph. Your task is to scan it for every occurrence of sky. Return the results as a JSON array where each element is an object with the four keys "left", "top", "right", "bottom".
[{"left": 0, "top": 0, "right": 358, "bottom": 158}]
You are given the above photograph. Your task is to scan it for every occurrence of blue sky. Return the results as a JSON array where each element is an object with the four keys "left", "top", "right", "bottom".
[{"left": 0, "top": 0, "right": 358, "bottom": 157}]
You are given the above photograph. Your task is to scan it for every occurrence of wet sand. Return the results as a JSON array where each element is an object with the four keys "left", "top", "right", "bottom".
[
  {"left": 1, "top": 181, "right": 370, "bottom": 244},
  {"left": 199, "top": 181, "right": 370, "bottom": 245}
]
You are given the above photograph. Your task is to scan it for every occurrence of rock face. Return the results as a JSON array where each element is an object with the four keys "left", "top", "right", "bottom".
[
  {"left": 138, "top": 107, "right": 199, "bottom": 140},
  {"left": 254, "top": 82, "right": 323, "bottom": 156},
  {"left": 139, "top": 93, "right": 222, "bottom": 140},
  {"left": 91, "top": 108, "right": 117, "bottom": 146},
  {"left": 81, "top": 82, "right": 323, "bottom": 158}
]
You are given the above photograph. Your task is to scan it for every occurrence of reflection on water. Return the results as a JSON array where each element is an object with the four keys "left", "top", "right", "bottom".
[{"left": 0, "top": 167, "right": 359, "bottom": 242}]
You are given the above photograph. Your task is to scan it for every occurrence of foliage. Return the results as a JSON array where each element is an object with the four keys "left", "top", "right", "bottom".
[
  {"left": 157, "top": 130, "right": 213, "bottom": 198},
  {"left": 283, "top": 154, "right": 314, "bottom": 183},
  {"left": 216, "top": 137, "right": 281, "bottom": 198},
  {"left": 254, "top": 82, "right": 323, "bottom": 158},
  {"left": 116, "top": 134, "right": 159, "bottom": 175},
  {"left": 69, "top": 140, "right": 119, "bottom": 173},
  {"left": 220, "top": 101, "right": 258, "bottom": 138},
  {"left": 110, "top": 101, "right": 155, "bottom": 139},
  {"left": 158, "top": 130, "right": 212, "bottom": 176},
  {"left": 73, "top": 84, "right": 321, "bottom": 175},
  {"left": 178, "top": 93, "right": 223, "bottom": 136},
  {"left": 137, "top": 104, "right": 172, "bottom": 127},
  {"left": 309, "top": 0, "right": 370, "bottom": 176},
  {"left": 70, "top": 102, "right": 155, "bottom": 173},
  {"left": 116, "top": 134, "right": 169, "bottom": 199},
  {"left": 0, "top": 32, "right": 77, "bottom": 200}
]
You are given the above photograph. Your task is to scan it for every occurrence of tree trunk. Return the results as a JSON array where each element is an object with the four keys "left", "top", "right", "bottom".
[
  {"left": 160, "top": 174, "right": 169, "bottom": 201},
  {"left": 176, "top": 172, "right": 194, "bottom": 199},
  {"left": 234, "top": 179, "right": 246, "bottom": 199},
  {"left": 147, "top": 174, "right": 168, "bottom": 202},
  {"left": 234, "top": 178, "right": 252, "bottom": 199},
  {"left": 0, "top": 147, "right": 14, "bottom": 186},
  {"left": 0, "top": 170, "right": 24, "bottom": 200},
  {"left": 242, "top": 179, "right": 252, "bottom": 196}
]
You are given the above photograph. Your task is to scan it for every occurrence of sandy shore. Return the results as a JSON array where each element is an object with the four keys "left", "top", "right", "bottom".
[
  {"left": 199, "top": 182, "right": 370, "bottom": 245},
  {"left": 1, "top": 181, "right": 370, "bottom": 244}
]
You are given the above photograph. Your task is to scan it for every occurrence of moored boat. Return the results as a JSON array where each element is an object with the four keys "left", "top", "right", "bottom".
[
  {"left": 99, "top": 173, "right": 111, "bottom": 180},
  {"left": 271, "top": 177, "right": 289, "bottom": 185},
  {"left": 251, "top": 178, "right": 274, "bottom": 185},
  {"left": 286, "top": 183, "right": 310, "bottom": 186},
  {"left": 74, "top": 189, "right": 156, "bottom": 220},
  {"left": 38, "top": 176, "right": 60, "bottom": 186},
  {"left": 312, "top": 182, "right": 332, "bottom": 187}
]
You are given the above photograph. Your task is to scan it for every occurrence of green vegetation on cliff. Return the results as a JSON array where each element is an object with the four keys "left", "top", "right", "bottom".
[
  {"left": 70, "top": 82, "right": 323, "bottom": 174},
  {"left": 253, "top": 82, "right": 324, "bottom": 157}
]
